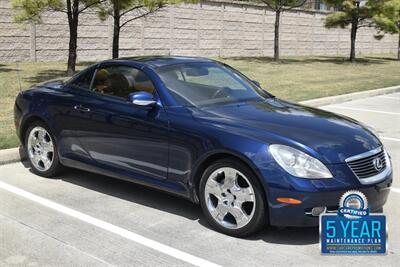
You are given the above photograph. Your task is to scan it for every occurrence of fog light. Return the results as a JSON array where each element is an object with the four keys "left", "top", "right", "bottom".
[{"left": 311, "top": 206, "right": 327, "bottom": 216}]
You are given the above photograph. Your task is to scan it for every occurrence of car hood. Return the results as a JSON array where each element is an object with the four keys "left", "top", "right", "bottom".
[{"left": 189, "top": 98, "right": 381, "bottom": 164}]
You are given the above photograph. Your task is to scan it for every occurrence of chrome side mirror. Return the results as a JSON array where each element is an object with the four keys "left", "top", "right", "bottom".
[{"left": 128, "top": 91, "right": 156, "bottom": 107}]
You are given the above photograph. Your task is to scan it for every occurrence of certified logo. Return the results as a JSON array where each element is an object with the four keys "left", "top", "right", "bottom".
[
  {"left": 373, "top": 157, "right": 383, "bottom": 171},
  {"left": 338, "top": 190, "right": 369, "bottom": 219}
]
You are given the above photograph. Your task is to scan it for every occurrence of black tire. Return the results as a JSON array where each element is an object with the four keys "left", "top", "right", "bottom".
[
  {"left": 24, "top": 121, "right": 63, "bottom": 177},
  {"left": 199, "top": 158, "right": 267, "bottom": 237}
]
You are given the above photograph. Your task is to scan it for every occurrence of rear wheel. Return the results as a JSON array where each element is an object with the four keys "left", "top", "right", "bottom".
[
  {"left": 25, "top": 121, "right": 63, "bottom": 177},
  {"left": 199, "top": 158, "right": 267, "bottom": 237}
]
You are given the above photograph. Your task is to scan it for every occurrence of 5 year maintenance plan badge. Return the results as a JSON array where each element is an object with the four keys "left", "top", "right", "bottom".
[{"left": 320, "top": 190, "right": 387, "bottom": 254}]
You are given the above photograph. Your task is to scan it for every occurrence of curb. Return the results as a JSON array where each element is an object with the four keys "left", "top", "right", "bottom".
[
  {"left": 0, "top": 147, "right": 26, "bottom": 165},
  {"left": 299, "top": 85, "right": 400, "bottom": 107},
  {"left": 0, "top": 85, "right": 399, "bottom": 166}
]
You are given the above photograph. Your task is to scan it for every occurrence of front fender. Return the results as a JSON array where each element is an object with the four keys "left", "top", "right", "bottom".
[
  {"left": 17, "top": 91, "right": 54, "bottom": 142},
  {"left": 189, "top": 145, "right": 271, "bottom": 202}
]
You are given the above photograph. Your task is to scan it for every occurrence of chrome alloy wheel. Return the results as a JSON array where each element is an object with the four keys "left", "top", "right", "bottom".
[
  {"left": 204, "top": 167, "right": 256, "bottom": 229},
  {"left": 27, "top": 126, "right": 54, "bottom": 172}
]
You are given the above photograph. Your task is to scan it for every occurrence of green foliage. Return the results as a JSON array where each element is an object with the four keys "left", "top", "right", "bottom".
[
  {"left": 323, "top": 0, "right": 380, "bottom": 29},
  {"left": 246, "top": 0, "right": 308, "bottom": 61},
  {"left": 98, "top": 0, "right": 160, "bottom": 20},
  {"left": 324, "top": 12, "right": 350, "bottom": 28},
  {"left": 373, "top": 0, "right": 400, "bottom": 34},
  {"left": 322, "top": 0, "right": 386, "bottom": 61},
  {"left": 98, "top": 0, "right": 195, "bottom": 23},
  {"left": 250, "top": 0, "right": 307, "bottom": 11},
  {"left": 12, "top": 0, "right": 105, "bottom": 74},
  {"left": 12, "top": 0, "right": 102, "bottom": 22},
  {"left": 98, "top": 0, "right": 197, "bottom": 58},
  {"left": 11, "top": 0, "right": 64, "bottom": 22}
]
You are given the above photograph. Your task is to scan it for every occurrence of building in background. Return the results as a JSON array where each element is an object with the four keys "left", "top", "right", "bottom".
[{"left": 306, "top": 0, "right": 332, "bottom": 10}]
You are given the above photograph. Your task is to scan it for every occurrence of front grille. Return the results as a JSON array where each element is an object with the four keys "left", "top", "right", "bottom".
[{"left": 347, "top": 149, "right": 386, "bottom": 179}]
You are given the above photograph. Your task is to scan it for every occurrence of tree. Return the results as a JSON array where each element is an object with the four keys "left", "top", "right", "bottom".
[
  {"left": 252, "top": 0, "right": 307, "bottom": 61},
  {"left": 373, "top": 0, "right": 400, "bottom": 60},
  {"left": 12, "top": 0, "right": 102, "bottom": 75},
  {"left": 323, "top": 0, "right": 381, "bottom": 62},
  {"left": 98, "top": 0, "right": 192, "bottom": 59}
]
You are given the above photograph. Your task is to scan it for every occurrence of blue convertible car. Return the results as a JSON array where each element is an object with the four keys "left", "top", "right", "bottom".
[{"left": 14, "top": 56, "right": 392, "bottom": 236}]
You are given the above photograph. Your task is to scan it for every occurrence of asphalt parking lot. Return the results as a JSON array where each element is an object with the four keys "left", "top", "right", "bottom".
[{"left": 0, "top": 93, "right": 399, "bottom": 266}]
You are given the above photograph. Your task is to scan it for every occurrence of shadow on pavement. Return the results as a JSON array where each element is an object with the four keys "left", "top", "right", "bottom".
[
  {"left": 251, "top": 226, "right": 319, "bottom": 245},
  {"left": 0, "top": 64, "right": 18, "bottom": 73},
  {"left": 60, "top": 168, "right": 201, "bottom": 221},
  {"left": 24, "top": 164, "right": 319, "bottom": 245}
]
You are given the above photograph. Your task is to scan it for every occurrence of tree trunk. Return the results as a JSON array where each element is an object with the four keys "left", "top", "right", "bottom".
[
  {"left": 112, "top": 7, "right": 120, "bottom": 59},
  {"left": 66, "top": 0, "right": 79, "bottom": 76},
  {"left": 67, "top": 23, "right": 78, "bottom": 76},
  {"left": 273, "top": 10, "right": 281, "bottom": 62},
  {"left": 349, "top": 15, "right": 358, "bottom": 62},
  {"left": 398, "top": 31, "right": 400, "bottom": 60}
]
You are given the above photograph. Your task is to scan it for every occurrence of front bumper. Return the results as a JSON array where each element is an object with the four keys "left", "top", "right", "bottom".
[
  {"left": 261, "top": 161, "right": 393, "bottom": 227},
  {"left": 268, "top": 178, "right": 392, "bottom": 227}
]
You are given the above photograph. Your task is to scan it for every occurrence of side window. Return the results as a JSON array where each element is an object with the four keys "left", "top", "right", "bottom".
[
  {"left": 69, "top": 69, "right": 95, "bottom": 90},
  {"left": 92, "top": 65, "right": 156, "bottom": 99}
]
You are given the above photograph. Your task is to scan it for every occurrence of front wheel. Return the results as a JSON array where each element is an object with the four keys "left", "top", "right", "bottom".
[
  {"left": 199, "top": 159, "right": 267, "bottom": 237},
  {"left": 25, "top": 121, "right": 63, "bottom": 177}
]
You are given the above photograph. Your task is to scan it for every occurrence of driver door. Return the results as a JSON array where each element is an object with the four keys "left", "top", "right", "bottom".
[{"left": 74, "top": 63, "right": 169, "bottom": 181}]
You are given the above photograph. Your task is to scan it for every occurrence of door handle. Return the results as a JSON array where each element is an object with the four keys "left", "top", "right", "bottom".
[{"left": 73, "top": 105, "right": 91, "bottom": 112}]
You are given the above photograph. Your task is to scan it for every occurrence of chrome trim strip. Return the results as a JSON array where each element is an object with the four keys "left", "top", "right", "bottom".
[{"left": 345, "top": 146, "right": 382, "bottom": 162}]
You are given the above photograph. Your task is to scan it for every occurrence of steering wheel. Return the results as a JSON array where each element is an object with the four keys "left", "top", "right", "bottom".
[{"left": 211, "top": 87, "right": 231, "bottom": 99}]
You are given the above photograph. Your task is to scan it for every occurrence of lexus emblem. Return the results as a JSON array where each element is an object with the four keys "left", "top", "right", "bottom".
[{"left": 372, "top": 158, "right": 383, "bottom": 171}]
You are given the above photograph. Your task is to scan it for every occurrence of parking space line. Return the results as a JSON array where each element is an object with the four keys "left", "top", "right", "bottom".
[
  {"left": 392, "top": 188, "right": 400, "bottom": 194},
  {"left": 327, "top": 106, "right": 400, "bottom": 115},
  {"left": 381, "top": 137, "right": 400, "bottom": 142},
  {"left": 379, "top": 96, "right": 400, "bottom": 100},
  {"left": 0, "top": 180, "right": 221, "bottom": 267}
]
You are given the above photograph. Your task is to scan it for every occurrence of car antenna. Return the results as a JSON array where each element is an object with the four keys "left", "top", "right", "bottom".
[{"left": 16, "top": 61, "right": 22, "bottom": 92}]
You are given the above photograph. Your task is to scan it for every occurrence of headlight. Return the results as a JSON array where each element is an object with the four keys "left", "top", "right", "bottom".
[{"left": 269, "top": 144, "right": 332, "bottom": 179}]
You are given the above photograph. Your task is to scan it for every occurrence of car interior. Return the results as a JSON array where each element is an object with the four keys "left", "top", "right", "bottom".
[
  {"left": 92, "top": 66, "right": 156, "bottom": 99},
  {"left": 159, "top": 66, "right": 249, "bottom": 106}
]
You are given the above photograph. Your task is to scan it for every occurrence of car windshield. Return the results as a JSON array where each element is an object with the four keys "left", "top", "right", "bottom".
[{"left": 156, "top": 62, "right": 269, "bottom": 107}]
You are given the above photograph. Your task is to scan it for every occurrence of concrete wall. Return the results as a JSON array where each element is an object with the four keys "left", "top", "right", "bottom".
[{"left": 0, "top": 0, "right": 397, "bottom": 62}]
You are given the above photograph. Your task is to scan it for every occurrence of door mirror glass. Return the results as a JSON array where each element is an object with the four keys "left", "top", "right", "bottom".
[{"left": 128, "top": 91, "right": 156, "bottom": 107}]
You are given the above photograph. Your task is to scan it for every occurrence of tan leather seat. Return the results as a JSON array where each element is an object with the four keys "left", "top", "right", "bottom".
[
  {"left": 106, "top": 73, "right": 133, "bottom": 98},
  {"left": 131, "top": 69, "right": 155, "bottom": 94},
  {"left": 94, "top": 69, "right": 110, "bottom": 92}
]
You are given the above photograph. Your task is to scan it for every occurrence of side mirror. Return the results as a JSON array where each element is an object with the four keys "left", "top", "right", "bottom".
[
  {"left": 252, "top": 80, "right": 261, "bottom": 88},
  {"left": 128, "top": 91, "right": 156, "bottom": 107}
]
